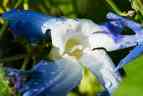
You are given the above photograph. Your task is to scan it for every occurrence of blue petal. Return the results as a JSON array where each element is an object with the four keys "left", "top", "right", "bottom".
[
  {"left": 2, "top": 9, "right": 53, "bottom": 43},
  {"left": 100, "top": 21, "right": 124, "bottom": 43},
  {"left": 18, "top": 58, "right": 82, "bottom": 96},
  {"left": 103, "top": 21, "right": 124, "bottom": 33},
  {"left": 107, "top": 12, "right": 143, "bottom": 34},
  {"left": 115, "top": 45, "right": 143, "bottom": 71}
]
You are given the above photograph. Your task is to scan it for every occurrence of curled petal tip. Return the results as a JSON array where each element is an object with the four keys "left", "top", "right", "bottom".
[{"left": 106, "top": 12, "right": 122, "bottom": 20}]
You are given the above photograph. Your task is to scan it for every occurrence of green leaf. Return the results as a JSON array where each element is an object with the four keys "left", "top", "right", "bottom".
[
  {"left": 0, "top": 66, "right": 12, "bottom": 96},
  {"left": 131, "top": 0, "right": 143, "bottom": 16},
  {"left": 114, "top": 55, "right": 143, "bottom": 96}
]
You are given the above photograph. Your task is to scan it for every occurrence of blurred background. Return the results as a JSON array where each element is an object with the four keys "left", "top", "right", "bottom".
[{"left": 0, "top": 0, "right": 143, "bottom": 96}]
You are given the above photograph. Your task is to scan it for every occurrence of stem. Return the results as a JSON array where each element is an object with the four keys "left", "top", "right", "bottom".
[
  {"left": 14, "top": 0, "right": 23, "bottom": 8},
  {"left": 23, "top": 0, "right": 29, "bottom": 10},
  {"left": 0, "top": 54, "right": 26, "bottom": 62},
  {"left": 0, "top": 21, "right": 8, "bottom": 38},
  {"left": 3, "top": 0, "right": 10, "bottom": 11},
  {"left": 21, "top": 56, "right": 29, "bottom": 70},
  {"left": 136, "top": 0, "right": 143, "bottom": 16},
  {"left": 106, "top": 0, "right": 127, "bottom": 16},
  {"left": 0, "top": 18, "right": 4, "bottom": 24},
  {"left": 21, "top": 43, "right": 31, "bottom": 70},
  {"left": 32, "top": 56, "right": 36, "bottom": 65},
  {"left": 38, "top": 4, "right": 48, "bottom": 13},
  {"left": 0, "top": 6, "right": 4, "bottom": 14}
]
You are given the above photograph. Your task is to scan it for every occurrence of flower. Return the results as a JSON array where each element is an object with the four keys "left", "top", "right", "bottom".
[
  {"left": 4, "top": 9, "right": 143, "bottom": 96},
  {"left": 6, "top": 56, "right": 82, "bottom": 96}
]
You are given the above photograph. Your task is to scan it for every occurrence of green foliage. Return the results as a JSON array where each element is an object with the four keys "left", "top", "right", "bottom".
[
  {"left": 0, "top": 66, "right": 12, "bottom": 96},
  {"left": 113, "top": 55, "right": 143, "bottom": 96},
  {"left": 130, "top": 0, "right": 143, "bottom": 22},
  {"left": 0, "top": 0, "right": 143, "bottom": 96},
  {"left": 131, "top": 0, "right": 143, "bottom": 16}
]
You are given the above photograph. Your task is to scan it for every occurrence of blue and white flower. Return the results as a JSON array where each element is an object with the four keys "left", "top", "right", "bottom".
[{"left": 3, "top": 9, "right": 143, "bottom": 96}]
